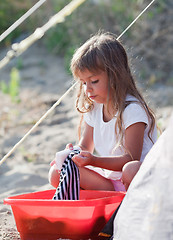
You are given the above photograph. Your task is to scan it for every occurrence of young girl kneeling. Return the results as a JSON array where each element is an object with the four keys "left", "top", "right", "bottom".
[{"left": 49, "top": 32, "right": 157, "bottom": 192}]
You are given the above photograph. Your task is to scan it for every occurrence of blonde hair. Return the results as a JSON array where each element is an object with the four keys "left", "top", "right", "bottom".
[{"left": 71, "top": 32, "right": 155, "bottom": 152}]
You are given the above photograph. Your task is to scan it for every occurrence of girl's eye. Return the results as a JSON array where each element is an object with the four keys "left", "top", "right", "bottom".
[{"left": 92, "top": 80, "right": 99, "bottom": 84}]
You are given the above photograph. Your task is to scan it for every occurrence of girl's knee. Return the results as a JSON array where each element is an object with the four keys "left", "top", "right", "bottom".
[
  {"left": 122, "top": 161, "right": 141, "bottom": 190},
  {"left": 48, "top": 166, "right": 60, "bottom": 188}
]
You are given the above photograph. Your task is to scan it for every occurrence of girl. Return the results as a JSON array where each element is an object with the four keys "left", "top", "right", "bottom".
[{"left": 49, "top": 32, "right": 157, "bottom": 192}]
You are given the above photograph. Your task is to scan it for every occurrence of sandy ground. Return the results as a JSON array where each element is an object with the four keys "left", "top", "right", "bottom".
[
  {"left": 0, "top": 43, "right": 80, "bottom": 240},
  {"left": 0, "top": 43, "right": 172, "bottom": 239}
]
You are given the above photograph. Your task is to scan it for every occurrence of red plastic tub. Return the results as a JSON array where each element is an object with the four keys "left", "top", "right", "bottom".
[{"left": 4, "top": 189, "right": 125, "bottom": 240}]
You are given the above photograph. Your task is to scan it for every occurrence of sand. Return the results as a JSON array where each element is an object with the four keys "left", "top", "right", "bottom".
[
  {"left": 0, "top": 43, "right": 80, "bottom": 239},
  {"left": 0, "top": 42, "right": 172, "bottom": 239}
]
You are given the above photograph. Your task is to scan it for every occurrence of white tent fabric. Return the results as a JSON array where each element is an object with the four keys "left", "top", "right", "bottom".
[{"left": 113, "top": 113, "right": 173, "bottom": 240}]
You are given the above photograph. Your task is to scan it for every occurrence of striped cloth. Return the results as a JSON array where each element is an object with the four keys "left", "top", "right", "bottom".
[{"left": 53, "top": 149, "right": 80, "bottom": 200}]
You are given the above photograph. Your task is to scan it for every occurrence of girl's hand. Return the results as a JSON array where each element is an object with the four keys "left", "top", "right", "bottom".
[
  {"left": 66, "top": 143, "right": 73, "bottom": 150},
  {"left": 50, "top": 158, "right": 56, "bottom": 166},
  {"left": 72, "top": 151, "right": 95, "bottom": 167}
]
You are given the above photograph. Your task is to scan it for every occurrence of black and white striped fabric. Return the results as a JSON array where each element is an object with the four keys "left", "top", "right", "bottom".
[{"left": 53, "top": 149, "right": 80, "bottom": 200}]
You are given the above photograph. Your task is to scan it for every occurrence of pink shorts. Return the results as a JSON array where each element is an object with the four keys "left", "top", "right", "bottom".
[
  {"left": 86, "top": 166, "right": 126, "bottom": 192},
  {"left": 111, "top": 179, "right": 126, "bottom": 192}
]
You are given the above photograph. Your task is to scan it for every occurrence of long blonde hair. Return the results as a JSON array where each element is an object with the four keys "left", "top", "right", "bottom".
[{"left": 71, "top": 32, "right": 155, "bottom": 150}]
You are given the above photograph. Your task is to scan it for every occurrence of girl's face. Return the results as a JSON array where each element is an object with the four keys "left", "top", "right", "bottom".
[{"left": 78, "top": 69, "right": 110, "bottom": 106}]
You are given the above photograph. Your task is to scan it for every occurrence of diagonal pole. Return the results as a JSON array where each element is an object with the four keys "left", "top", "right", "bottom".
[
  {"left": 0, "top": 0, "right": 47, "bottom": 43},
  {"left": 0, "top": 0, "right": 87, "bottom": 70},
  {"left": 117, "top": 0, "right": 155, "bottom": 40}
]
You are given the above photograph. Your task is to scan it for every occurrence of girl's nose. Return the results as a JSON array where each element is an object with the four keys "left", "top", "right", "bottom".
[{"left": 85, "top": 82, "right": 92, "bottom": 93}]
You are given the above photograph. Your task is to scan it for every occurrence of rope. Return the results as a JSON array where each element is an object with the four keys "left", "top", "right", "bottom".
[
  {"left": 0, "top": 0, "right": 87, "bottom": 70},
  {"left": 117, "top": 0, "right": 155, "bottom": 40},
  {"left": 0, "top": 83, "right": 77, "bottom": 166},
  {"left": 0, "top": 0, "right": 155, "bottom": 166},
  {"left": 0, "top": 0, "right": 47, "bottom": 43}
]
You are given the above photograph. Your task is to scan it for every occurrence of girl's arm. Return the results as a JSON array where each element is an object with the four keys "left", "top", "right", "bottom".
[
  {"left": 50, "top": 122, "right": 94, "bottom": 188},
  {"left": 67, "top": 122, "right": 94, "bottom": 153},
  {"left": 73, "top": 122, "right": 146, "bottom": 171},
  {"left": 78, "top": 122, "right": 94, "bottom": 153}
]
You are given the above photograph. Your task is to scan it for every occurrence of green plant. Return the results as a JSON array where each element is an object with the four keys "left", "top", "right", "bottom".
[
  {"left": 0, "top": 81, "right": 9, "bottom": 94},
  {"left": 16, "top": 57, "right": 24, "bottom": 69},
  {"left": 44, "top": 0, "right": 142, "bottom": 74},
  {"left": 45, "top": 24, "right": 70, "bottom": 54},
  {"left": 0, "top": 67, "right": 20, "bottom": 102},
  {"left": 0, "top": 1, "right": 31, "bottom": 46},
  {"left": 64, "top": 46, "right": 77, "bottom": 74},
  {"left": 110, "top": 1, "right": 134, "bottom": 29},
  {"left": 9, "top": 68, "right": 20, "bottom": 102}
]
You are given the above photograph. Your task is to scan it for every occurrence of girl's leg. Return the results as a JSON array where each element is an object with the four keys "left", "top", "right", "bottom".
[
  {"left": 79, "top": 167, "right": 115, "bottom": 191},
  {"left": 48, "top": 165, "right": 60, "bottom": 188},
  {"left": 121, "top": 160, "right": 141, "bottom": 190},
  {"left": 49, "top": 165, "right": 114, "bottom": 191}
]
